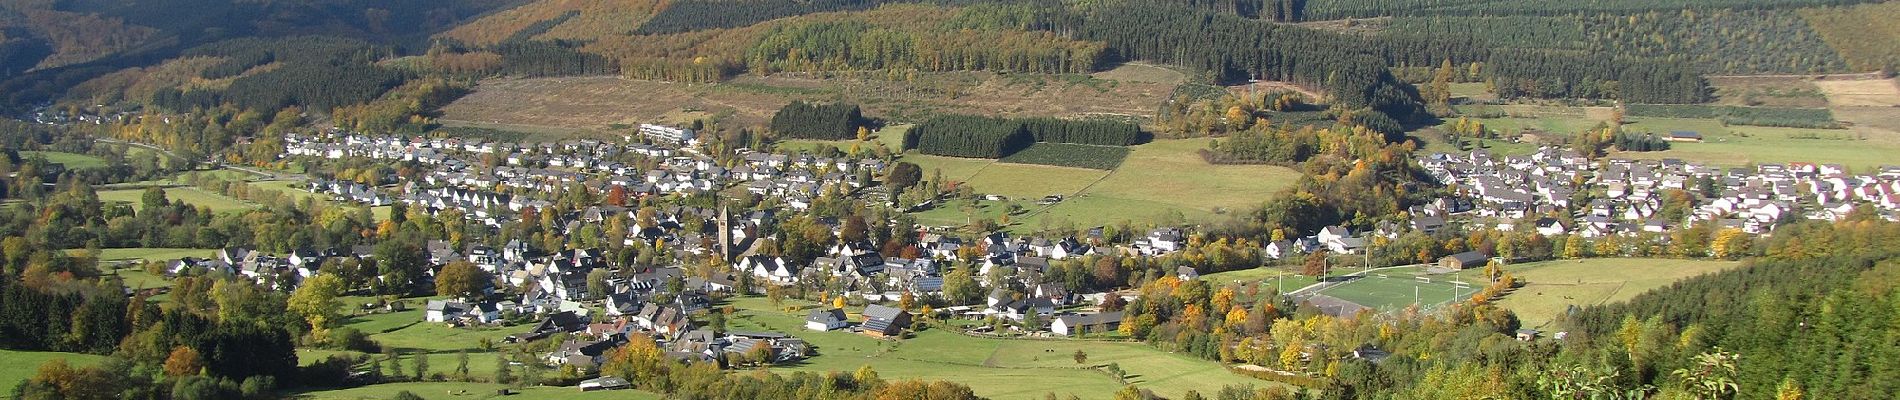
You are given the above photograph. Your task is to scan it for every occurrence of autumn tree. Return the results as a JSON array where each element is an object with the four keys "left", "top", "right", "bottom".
[
  {"left": 164, "top": 346, "right": 205, "bottom": 377},
  {"left": 288, "top": 274, "right": 345, "bottom": 340},
  {"left": 435, "top": 261, "right": 490, "bottom": 301}
]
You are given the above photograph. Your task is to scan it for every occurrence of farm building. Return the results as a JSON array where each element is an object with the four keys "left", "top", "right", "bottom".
[
  {"left": 1666, "top": 131, "right": 1704, "bottom": 142},
  {"left": 1051, "top": 311, "right": 1125, "bottom": 336},
  {"left": 860, "top": 304, "right": 912, "bottom": 338},
  {"left": 1439, "top": 251, "right": 1489, "bottom": 270}
]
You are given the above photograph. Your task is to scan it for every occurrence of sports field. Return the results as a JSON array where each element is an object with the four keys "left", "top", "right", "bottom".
[{"left": 1311, "top": 273, "right": 1479, "bottom": 312}]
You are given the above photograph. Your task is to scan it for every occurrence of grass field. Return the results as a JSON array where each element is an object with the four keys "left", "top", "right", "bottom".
[
  {"left": 775, "top": 124, "right": 912, "bottom": 155},
  {"left": 721, "top": 296, "right": 1282, "bottom": 399},
  {"left": 905, "top": 137, "right": 1298, "bottom": 230},
  {"left": 72, "top": 247, "right": 217, "bottom": 262},
  {"left": 0, "top": 350, "right": 108, "bottom": 394},
  {"left": 1314, "top": 272, "right": 1478, "bottom": 312},
  {"left": 1199, "top": 267, "right": 1320, "bottom": 292},
  {"left": 1445, "top": 258, "right": 1742, "bottom": 328},
  {"left": 1612, "top": 117, "right": 1900, "bottom": 170},
  {"left": 291, "top": 382, "right": 661, "bottom": 400},
  {"left": 20, "top": 151, "right": 108, "bottom": 169},
  {"left": 98, "top": 187, "right": 255, "bottom": 212}
]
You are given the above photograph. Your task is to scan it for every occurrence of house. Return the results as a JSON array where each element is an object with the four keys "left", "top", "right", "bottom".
[
  {"left": 424, "top": 300, "right": 468, "bottom": 323},
  {"left": 860, "top": 304, "right": 912, "bottom": 338},
  {"left": 1515, "top": 329, "right": 1541, "bottom": 341},
  {"left": 1175, "top": 266, "right": 1200, "bottom": 281},
  {"left": 547, "top": 339, "right": 620, "bottom": 369},
  {"left": 1439, "top": 251, "right": 1489, "bottom": 270},
  {"left": 1051, "top": 311, "right": 1124, "bottom": 336},
  {"left": 806, "top": 308, "right": 848, "bottom": 331}
]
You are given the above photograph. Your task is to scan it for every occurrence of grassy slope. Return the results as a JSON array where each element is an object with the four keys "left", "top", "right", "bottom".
[
  {"left": 20, "top": 151, "right": 108, "bottom": 169},
  {"left": 723, "top": 296, "right": 1282, "bottom": 399},
  {"left": 1447, "top": 258, "right": 1742, "bottom": 328},
  {"left": 905, "top": 138, "right": 1299, "bottom": 230},
  {"left": 0, "top": 350, "right": 108, "bottom": 394},
  {"left": 98, "top": 187, "right": 255, "bottom": 212},
  {"left": 1612, "top": 117, "right": 1898, "bottom": 169}
]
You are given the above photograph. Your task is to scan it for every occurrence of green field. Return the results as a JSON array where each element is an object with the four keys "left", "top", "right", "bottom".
[
  {"left": 1445, "top": 258, "right": 1742, "bottom": 328},
  {"left": 776, "top": 124, "right": 911, "bottom": 154},
  {"left": 72, "top": 247, "right": 217, "bottom": 262},
  {"left": 20, "top": 151, "right": 108, "bottom": 169},
  {"left": 905, "top": 138, "right": 1298, "bottom": 230},
  {"left": 998, "top": 143, "right": 1130, "bottom": 170},
  {"left": 292, "top": 382, "right": 661, "bottom": 400},
  {"left": 1613, "top": 117, "right": 1898, "bottom": 170},
  {"left": 722, "top": 296, "right": 1282, "bottom": 399},
  {"left": 0, "top": 350, "right": 108, "bottom": 394},
  {"left": 251, "top": 180, "right": 328, "bottom": 203},
  {"left": 1200, "top": 267, "right": 1320, "bottom": 292},
  {"left": 98, "top": 187, "right": 255, "bottom": 212},
  {"left": 1314, "top": 272, "right": 1479, "bottom": 312}
]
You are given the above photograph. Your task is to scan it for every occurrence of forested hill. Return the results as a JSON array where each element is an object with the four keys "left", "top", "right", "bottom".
[{"left": 0, "top": 0, "right": 517, "bottom": 112}]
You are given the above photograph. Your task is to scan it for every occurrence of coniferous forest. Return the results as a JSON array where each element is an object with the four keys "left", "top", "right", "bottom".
[{"left": 769, "top": 101, "right": 871, "bottom": 140}]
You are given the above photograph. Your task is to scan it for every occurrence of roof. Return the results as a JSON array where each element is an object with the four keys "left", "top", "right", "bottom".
[
  {"left": 1054, "top": 311, "right": 1125, "bottom": 327},
  {"left": 807, "top": 308, "right": 846, "bottom": 324},
  {"left": 1443, "top": 251, "right": 1488, "bottom": 266},
  {"left": 862, "top": 304, "right": 907, "bottom": 321}
]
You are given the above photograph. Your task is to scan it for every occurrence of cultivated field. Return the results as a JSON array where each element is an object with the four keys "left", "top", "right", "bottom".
[
  {"left": 1446, "top": 258, "right": 1742, "bottom": 328},
  {"left": 722, "top": 297, "right": 1284, "bottom": 399},
  {"left": 98, "top": 187, "right": 255, "bottom": 212},
  {"left": 0, "top": 350, "right": 107, "bottom": 394},
  {"left": 20, "top": 151, "right": 107, "bottom": 169},
  {"left": 1812, "top": 78, "right": 1900, "bottom": 107},
  {"left": 440, "top": 68, "right": 1176, "bottom": 138},
  {"left": 1708, "top": 76, "right": 1830, "bottom": 108}
]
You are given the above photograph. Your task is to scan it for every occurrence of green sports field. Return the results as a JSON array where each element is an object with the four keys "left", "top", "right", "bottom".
[{"left": 1311, "top": 272, "right": 1480, "bottom": 312}]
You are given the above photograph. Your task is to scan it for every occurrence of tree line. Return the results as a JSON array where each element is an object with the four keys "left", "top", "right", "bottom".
[
  {"left": 769, "top": 101, "right": 870, "bottom": 140},
  {"left": 908, "top": 114, "right": 1140, "bottom": 158}
]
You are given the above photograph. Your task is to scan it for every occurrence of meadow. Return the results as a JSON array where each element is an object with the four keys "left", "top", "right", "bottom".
[
  {"left": 0, "top": 350, "right": 107, "bottom": 394},
  {"left": 1445, "top": 258, "right": 1742, "bottom": 328},
  {"left": 19, "top": 151, "right": 108, "bottom": 169},
  {"left": 903, "top": 138, "right": 1298, "bottom": 231},
  {"left": 720, "top": 297, "right": 1284, "bottom": 399},
  {"left": 98, "top": 187, "right": 255, "bottom": 212},
  {"left": 1612, "top": 117, "right": 1900, "bottom": 170}
]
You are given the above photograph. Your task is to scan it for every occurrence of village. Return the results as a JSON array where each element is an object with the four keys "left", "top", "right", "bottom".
[{"left": 134, "top": 117, "right": 1900, "bottom": 393}]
